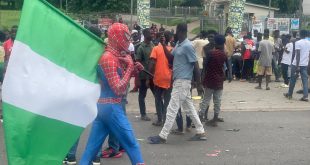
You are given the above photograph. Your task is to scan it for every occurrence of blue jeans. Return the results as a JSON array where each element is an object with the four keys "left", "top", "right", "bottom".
[
  {"left": 288, "top": 65, "right": 309, "bottom": 98},
  {"left": 67, "top": 140, "right": 78, "bottom": 159},
  {"left": 80, "top": 103, "right": 144, "bottom": 165}
]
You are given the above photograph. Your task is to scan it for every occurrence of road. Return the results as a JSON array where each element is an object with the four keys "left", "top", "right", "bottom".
[{"left": 1, "top": 80, "right": 310, "bottom": 165}]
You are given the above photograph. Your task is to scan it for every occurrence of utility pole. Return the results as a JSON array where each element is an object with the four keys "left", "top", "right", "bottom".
[
  {"left": 130, "top": 0, "right": 133, "bottom": 29},
  {"left": 268, "top": 0, "right": 271, "bottom": 17},
  {"left": 60, "top": 0, "right": 63, "bottom": 10}
]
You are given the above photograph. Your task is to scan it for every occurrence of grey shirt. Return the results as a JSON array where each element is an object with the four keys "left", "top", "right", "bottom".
[
  {"left": 258, "top": 39, "right": 275, "bottom": 67},
  {"left": 172, "top": 39, "right": 197, "bottom": 80}
]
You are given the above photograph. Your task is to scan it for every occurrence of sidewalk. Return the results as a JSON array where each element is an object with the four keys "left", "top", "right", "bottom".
[{"left": 126, "top": 79, "right": 310, "bottom": 114}]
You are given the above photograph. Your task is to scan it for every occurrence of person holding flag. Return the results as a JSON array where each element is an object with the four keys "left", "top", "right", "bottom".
[{"left": 80, "top": 23, "right": 145, "bottom": 165}]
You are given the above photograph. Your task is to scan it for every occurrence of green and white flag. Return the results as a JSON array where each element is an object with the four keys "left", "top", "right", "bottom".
[{"left": 2, "top": 0, "right": 103, "bottom": 164}]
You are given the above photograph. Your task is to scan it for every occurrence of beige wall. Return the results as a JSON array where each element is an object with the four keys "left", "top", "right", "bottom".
[
  {"left": 304, "top": 0, "right": 310, "bottom": 15},
  {"left": 245, "top": 5, "right": 274, "bottom": 18}
]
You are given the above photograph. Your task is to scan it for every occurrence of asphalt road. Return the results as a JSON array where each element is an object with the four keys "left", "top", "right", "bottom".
[{"left": 1, "top": 111, "right": 310, "bottom": 165}]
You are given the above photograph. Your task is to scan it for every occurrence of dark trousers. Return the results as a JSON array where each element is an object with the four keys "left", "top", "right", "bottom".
[
  {"left": 281, "top": 63, "right": 290, "bottom": 85},
  {"left": 232, "top": 55, "right": 243, "bottom": 79},
  {"left": 154, "top": 86, "right": 171, "bottom": 122},
  {"left": 138, "top": 79, "right": 154, "bottom": 116},
  {"left": 242, "top": 59, "right": 254, "bottom": 80},
  {"left": 176, "top": 109, "right": 192, "bottom": 132}
]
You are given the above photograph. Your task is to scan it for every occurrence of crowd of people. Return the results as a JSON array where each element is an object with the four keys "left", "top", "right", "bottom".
[{"left": 1, "top": 19, "right": 310, "bottom": 165}]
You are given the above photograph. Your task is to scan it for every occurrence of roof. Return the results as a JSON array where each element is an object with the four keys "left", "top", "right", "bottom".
[
  {"left": 212, "top": 0, "right": 279, "bottom": 11},
  {"left": 245, "top": 2, "right": 279, "bottom": 11}
]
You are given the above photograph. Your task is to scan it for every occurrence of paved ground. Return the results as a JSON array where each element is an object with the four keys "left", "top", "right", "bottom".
[{"left": 1, "top": 80, "right": 310, "bottom": 165}]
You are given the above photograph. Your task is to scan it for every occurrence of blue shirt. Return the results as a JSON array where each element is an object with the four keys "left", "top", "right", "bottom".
[{"left": 172, "top": 39, "right": 197, "bottom": 80}]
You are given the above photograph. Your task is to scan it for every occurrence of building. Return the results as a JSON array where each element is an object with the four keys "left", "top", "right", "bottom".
[
  {"left": 205, "top": 0, "right": 279, "bottom": 20},
  {"left": 303, "top": 0, "right": 310, "bottom": 15}
]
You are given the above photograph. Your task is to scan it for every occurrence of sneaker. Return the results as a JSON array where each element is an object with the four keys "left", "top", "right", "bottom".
[
  {"left": 102, "top": 151, "right": 123, "bottom": 158},
  {"left": 148, "top": 135, "right": 166, "bottom": 144},
  {"left": 102, "top": 147, "right": 113, "bottom": 157},
  {"left": 92, "top": 157, "right": 100, "bottom": 165},
  {"left": 283, "top": 93, "right": 292, "bottom": 100},
  {"left": 188, "top": 133, "right": 207, "bottom": 141},
  {"left": 141, "top": 115, "right": 151, "bottom": 121},
  {"left": 300, "top": 97, "right": 309, "bottom": 102},
  {"left": 63, "top": 157, "right": 77, "bottom": 165}
]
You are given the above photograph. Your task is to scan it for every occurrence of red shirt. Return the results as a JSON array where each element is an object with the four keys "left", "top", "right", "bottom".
[
  {"left": 3, "top": 39, "right": 14, "bottom": 63},
  {"left": 204, "top": 49, "right": 227, "bottom": 90},
  {"left": 243, "top": 39, "right": 254, "bottom": 60}
]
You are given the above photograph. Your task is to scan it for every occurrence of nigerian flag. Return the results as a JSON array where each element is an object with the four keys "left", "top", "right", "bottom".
[{"left": 2, "top": 0, "right": 103, "bottom": 164}]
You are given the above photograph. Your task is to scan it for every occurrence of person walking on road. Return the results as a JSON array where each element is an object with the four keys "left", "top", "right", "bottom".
[
  {"left": 147, "top": 23, "right": 207, "bottom": 144},
  {"left": 284, "top": 30, "right": 310, "bottom": 101}
]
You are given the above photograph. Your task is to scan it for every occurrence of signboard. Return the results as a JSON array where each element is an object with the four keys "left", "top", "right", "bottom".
[
  {"left": 137, "top": 0, "right": 150, "bottom": 29},
  {"left": 252, "top": 20, "right": 263, "bottom": 33},
  {"left": 98, "top": 18, "right": 113, "bottom": 27},
  {"left": 267, "top": 18, "right": 278, "bottom": 31},
  {"left": 291, "top": 18, "right": 300, "bottom": 30},
  {"left": 227, "top": 0, "right": 246, "bottom": 37},
  {"left": 277, "top": 18, "right": 290, "bottom": 35}
]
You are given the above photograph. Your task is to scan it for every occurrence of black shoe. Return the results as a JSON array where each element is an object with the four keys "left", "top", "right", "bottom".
[
  {"left": 206, "top": 119, "right": 218, "bottom": 127},
  {"left": 300, "top": 97, "right": 309, "bottom": 102},
  {"left": 283, "top": 93, "right": 292, "bottom": 100},
  {"left": 148, "top": 135, "right": 166, "bottom": 144},
  {"left": 296, "top": 90, "right": 303, "bottom": 94},
  {"left": 92, "top": 157, "right": 100, "bottom": 165},
  {"left": 141, "top": 115, "right": 151, "bottom": 121},
  {"left": 266, "top": 87, "right": 270, "bottom": 90},
  {"left": 215, "top": 117, "right": 224, "bottom": 122},
  {"left": 152, "top": 120, "right": 163, "bottom": 127}
]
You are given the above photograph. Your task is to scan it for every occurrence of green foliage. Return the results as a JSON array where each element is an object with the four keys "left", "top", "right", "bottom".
[{"left": 180, "top": 0, "right": 203, "bottom": 7}]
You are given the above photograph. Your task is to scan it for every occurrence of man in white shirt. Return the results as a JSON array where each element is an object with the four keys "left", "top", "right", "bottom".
[
  {"left": 284, "top": 30, "right": 310, "bottom": 101},
  {"left": 281, "top": 35, "right": 293, "bottom": 86}
]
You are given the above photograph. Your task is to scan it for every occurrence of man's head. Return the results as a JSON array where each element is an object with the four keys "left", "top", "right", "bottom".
[
  {"left": 300, "top": 30, "right": 308, "bottom": 39},
  {"left": 207, "top": 30, "right": 217, "bottom": 44},
  {"left": 273, "top": 30, "right": 280, "bottom": 38},
  {"left": 200, "top": 30, "right": 208, "bottom": 39},
  {"left": 214, "top": 35, "right": 226, "bottom": 50},
  {"left": 257, "top": 33, "right": 263, "bottom": 42},
  {"left": 107, "top": 23, "right": 130, "bottom": 52},
  {"left": 143, "top": 28, "right": 152, "bottom": 42},
  {"left": 253, "top": 29, "right": 258, "bottom": 37},
  {"left": 131, "top": 30, "right": 140, "bottom": 42},
  {"left": 246, "top": 32, "right": 252, "bottom": 39},
  {"left": 225, "top": 27, "right": 232, "bottom": 36},
  {"left": 176, "top": 23, "right": 187, "bottom": 41},
  {"left": 10, "top": 25, "right": 18, "bottom": 41}
]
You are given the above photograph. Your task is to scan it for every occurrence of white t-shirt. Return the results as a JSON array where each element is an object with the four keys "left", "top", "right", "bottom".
[
  {"left": 128, "top": 43, "right": 135, "bottom": 52},
  {"left": 281, "top": 43, "right": 293, "bottom": 65},
  {"left": 192, "top": 39, "right": 209, "bottom": 69},
  {"left": 292, "top": 39, "right": 310, "bottom": 66}
]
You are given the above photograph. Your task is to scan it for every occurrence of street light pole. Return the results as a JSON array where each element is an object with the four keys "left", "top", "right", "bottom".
[
  {"left": 268, "top": 0, "right": 271, "bottom": 17},
  {"left": 130, "top": 0, "right": 133, "bottom": 29}
]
